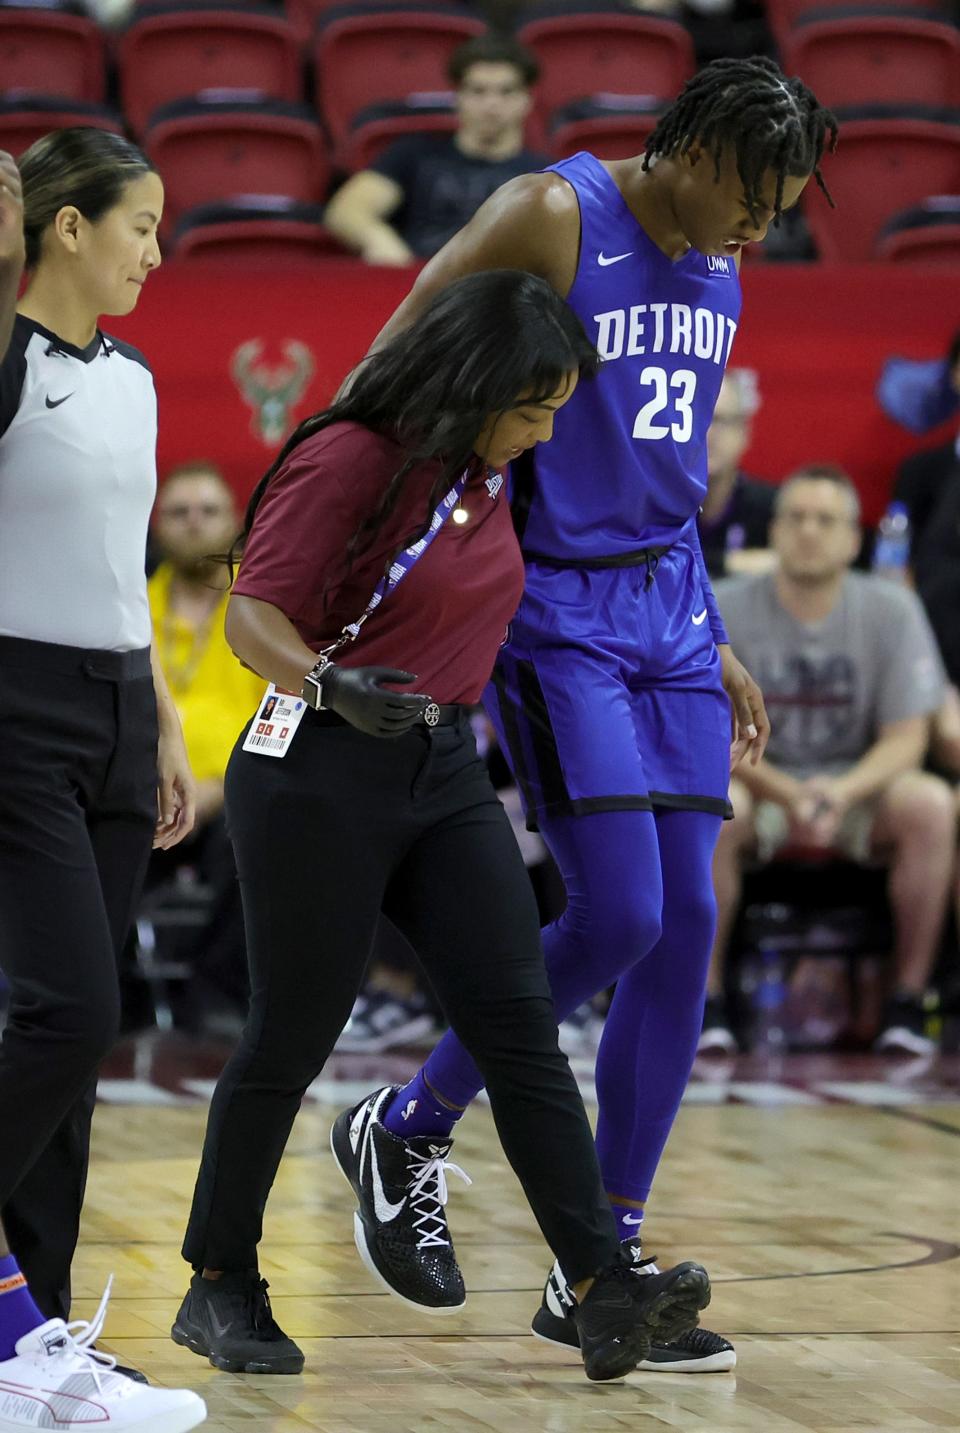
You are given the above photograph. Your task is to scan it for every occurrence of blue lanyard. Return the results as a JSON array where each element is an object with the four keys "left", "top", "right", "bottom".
[{"left": 321, "top": 470, "right": 469, "bottom": 656}]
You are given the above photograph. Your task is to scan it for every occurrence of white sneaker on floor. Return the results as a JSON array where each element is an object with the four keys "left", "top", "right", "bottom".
[{"left": 0, "top": 1280, "right": 206, "bottom": 1432}]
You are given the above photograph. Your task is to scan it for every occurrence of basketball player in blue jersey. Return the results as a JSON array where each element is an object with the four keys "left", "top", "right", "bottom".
[{"left": 333, "top": 57, "right": 837, "bottom": 1371}]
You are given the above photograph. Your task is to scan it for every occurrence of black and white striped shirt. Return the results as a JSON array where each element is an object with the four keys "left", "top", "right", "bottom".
[{"left": 0, "top": 314, "right": 156, "bottom": 651}]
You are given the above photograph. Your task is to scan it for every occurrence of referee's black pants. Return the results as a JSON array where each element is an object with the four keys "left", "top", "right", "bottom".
[
  {"left": 0, "top": 638, "right": 157, "bottom": 1319},
  {"left": 183, "top": 712, "right": 620, "bottom": 1283}
]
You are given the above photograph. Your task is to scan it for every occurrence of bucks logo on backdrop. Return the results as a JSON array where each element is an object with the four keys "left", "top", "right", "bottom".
[{"left": 231, "top": 340, "right": 315, "bottom": 446}]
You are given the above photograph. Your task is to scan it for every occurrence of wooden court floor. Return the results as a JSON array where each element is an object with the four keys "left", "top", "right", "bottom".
[{"left": 71, "top": 1061, "right": 960, "bottom": 1433}]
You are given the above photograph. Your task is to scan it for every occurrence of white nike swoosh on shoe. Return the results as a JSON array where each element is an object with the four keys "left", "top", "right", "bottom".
[
  {"left": 691, "top": 609, "right": 708, "bottom": 626},
  {"left": 597, "top": 251, "right": 633, "bottom": 266},
  {"left": 367, "top": 1127, "right": 407, "bottom": 1223}
]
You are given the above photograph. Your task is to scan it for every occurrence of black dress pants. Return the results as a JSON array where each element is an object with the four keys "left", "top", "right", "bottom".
[
  {"left": 0, "top": 638, "right": 157, "bottom": 1318},
  {"left": 183, "top": 711, "right": 620, "bottom": 1284}
]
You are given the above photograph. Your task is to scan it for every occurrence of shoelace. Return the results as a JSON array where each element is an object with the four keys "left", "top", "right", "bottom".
[
  {"left": 246, "top": 1277, "right": 277, "bottom": 1335},
  {"left": 630, "top": 1252, "right": 659, "bottom": 1275},
  {"left": 405, "top": 1147, "right": 471, "bottom": 1249},
  {"left": 51, "top": 1276, "right": 119, "bottom": 1394}
]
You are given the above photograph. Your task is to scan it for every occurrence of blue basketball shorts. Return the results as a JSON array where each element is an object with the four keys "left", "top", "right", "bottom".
[{"left": 483, "top": 539, "right": 732, "bottom": 827}]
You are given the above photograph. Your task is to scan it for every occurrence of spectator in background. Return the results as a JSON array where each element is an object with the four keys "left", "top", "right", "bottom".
[
  {"left": 702, "top": 464, "right": 954, "bottom": 1056},
  {"left": 894, "top": 331, "right": 960, "bottom": 688},
  {"left": 324, "top": 35, "right": 546, "bottom": 266},
  {"left": 698, "top": 368, "right": 775, "bottom": 578},
  {"left": 148, "top": 462, "right": 264, "bottom": 1024}
]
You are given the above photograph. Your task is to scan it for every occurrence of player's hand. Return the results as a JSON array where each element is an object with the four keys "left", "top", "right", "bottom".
[
  {"left": 719, "top": 644, "right": 770, "bottom": 770},
  {"left": 0, "top": 152, "right": 25, "bottom": 265}
]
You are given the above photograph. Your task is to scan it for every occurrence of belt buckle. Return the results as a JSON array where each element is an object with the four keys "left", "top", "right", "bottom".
[{"left": 423, "top": 702, "right": 441, "bottom": 728}]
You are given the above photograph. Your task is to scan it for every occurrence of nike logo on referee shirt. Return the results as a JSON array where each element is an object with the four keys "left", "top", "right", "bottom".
[
  {"left": 45, "top": 393, "right": 73, "bottom": 409},
  {"left": 598, "top": 251, "right": 633, "bottom": 267}
]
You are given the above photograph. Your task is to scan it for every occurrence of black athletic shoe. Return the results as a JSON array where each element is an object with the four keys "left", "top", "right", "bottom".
[
  {"left": 875, "top": 991, "right": 937, "bottom": 1056},
  {"left": 171, "top": 1270, "right": 304, "bottom": 1374},
  {"left": 330, "top": 1085, "right": 470, "bottom": 1312},
  {"left": 533, "top": 1246, "right": 735, "bottom": 1372},
  {"left": 574, "top": 1250, "right": 711, "bottom": 1382},
  {"left": 697, "top": 996, "right": 738, "bottom": 1055}
]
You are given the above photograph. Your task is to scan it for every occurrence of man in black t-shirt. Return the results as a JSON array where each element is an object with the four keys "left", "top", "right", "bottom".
[
  {"left": 894, "top": 334, "right": 960, "bottom": 687},
  {"left": 324, "top": 35, "right": 546, "bottom": 265},
  {"left": 697, "top": 368, "right": 777, "bottom": 578}
]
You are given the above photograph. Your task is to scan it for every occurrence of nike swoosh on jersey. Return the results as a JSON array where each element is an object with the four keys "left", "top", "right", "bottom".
[
  {"left": 691, "top": 609, "right": 708, "bottom": 626},
  {"left": 597, "top": 251, "right": 633, "bottom": 267},
  {"left": 45, "top": 393, "right": 73, "bottom": 409}
]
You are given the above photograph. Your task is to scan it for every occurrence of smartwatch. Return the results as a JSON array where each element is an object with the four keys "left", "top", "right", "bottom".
[{"left": 301, "top": 658, "right": 334, "bottom": 710}]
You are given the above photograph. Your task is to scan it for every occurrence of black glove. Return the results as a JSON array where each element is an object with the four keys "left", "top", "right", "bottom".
[{"left": 322, "top": 664, "right": 430, "bottom": 739}]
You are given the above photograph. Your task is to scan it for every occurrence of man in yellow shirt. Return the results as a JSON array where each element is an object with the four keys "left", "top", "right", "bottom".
[
  {"left": 145, "top": 462, "right": 264, "bottom": 1027},
  {"left": 150, "top": 462, "right": 264, "bottom": 819}
]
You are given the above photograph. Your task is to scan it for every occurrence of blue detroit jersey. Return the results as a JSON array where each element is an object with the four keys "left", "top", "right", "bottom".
[{"left": 518, "top": 151, "right": 743, "bottom": 557}]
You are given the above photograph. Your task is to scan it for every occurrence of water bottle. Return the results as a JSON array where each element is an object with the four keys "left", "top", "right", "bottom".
[
  {"left": 872, "top": 501, "right": 911, "bottom": 580},
  {"left": 752, "top": 938, "right": 788, "bottom": 1051}
]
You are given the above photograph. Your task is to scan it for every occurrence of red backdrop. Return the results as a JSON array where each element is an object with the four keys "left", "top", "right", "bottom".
[{"left": 110, "top": 259, "right": 957, "bottom": 525}]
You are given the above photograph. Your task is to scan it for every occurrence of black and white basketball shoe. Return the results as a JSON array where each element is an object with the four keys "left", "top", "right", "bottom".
[
  {"left": 534, "top": 1237, "right": 735, "bottom": 1372},
  {"left": 575, "top": 1249, "right": 712, "bottom": 1382},
  {"left": 330, "top": 1085, "right": 471, "bottom": 1312}
]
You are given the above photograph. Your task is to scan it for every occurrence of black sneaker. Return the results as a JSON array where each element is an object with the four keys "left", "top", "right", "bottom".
[
  {"left": 574, "top": 1250, "right": 711, "bottom": 1382},
  {"left": 336, "top": 990, "right": 437, "bottom": 1053},
  {"left": 533, "top": 1239, "right": 733, "bottom": 1372},
  {"left": 330, "top": 1085, "right": 471, "bottom": 1313},
  {"left": 171, "top": 1270, "right": 304, "bottom": 1373},
  {"left": 697, "top": 996, "right": 738, "bottom": 1054},
  {"left": 875, "top": 991, "right": 937, "bottom": 1055}
]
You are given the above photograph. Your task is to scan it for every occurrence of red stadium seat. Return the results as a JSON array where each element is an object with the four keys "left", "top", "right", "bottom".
[
  {"left": 0, "top": 9, "right": 106, "bottom": 104},
  {"left": 876, "top": 197, "right": 960, "bottom": 263},
  {"left": 145, "top": 100, "right": 331, "bottom": 232},
  {"left": 517, "top": 11, "right": 693, "bottom": 133},
  {"left": 0, "top": 99, "right": 123, "bottom": 157},
  {"left": 313, "top": 6, "right": 485, "bottom": 151},
  {"left": 119, "top": 4, "right": 302, "bottom": 137},
  {"left": 804, "top": 109, "right": 960, "bottom": 261},
  {"left": 782, "top": 16, "right": 960, "bottom": 111},
  {"left": 341, "top": 98, "right": 458, "bottom": 172},
  {"left": 765, "top": 0, "right": 951, "bottom": 50},
  {"left": 170, "top": 197, "right": 351, "bottom": 262},
  {"left": 285, "top": 0, "right": 450, "bottom": 42},
  {"left": 549, "top": 97, "right": 661, "bottom": 162}
]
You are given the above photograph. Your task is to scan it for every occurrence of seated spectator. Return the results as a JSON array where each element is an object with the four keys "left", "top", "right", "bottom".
[
  {"left": 698, "top": 368, "right": 775, "bottom": 578},
  {"left": 146, "top": 461, "right": 264, "bottom": 1025},
  {"left": 894, "top": 333, "right": 960, "bottom": 688},
  {"left": 324, "top": 35, "right": 546, "bottom": 265},
  {"left": 703, "top": 463, "right": 955, "bottom": 1056}
]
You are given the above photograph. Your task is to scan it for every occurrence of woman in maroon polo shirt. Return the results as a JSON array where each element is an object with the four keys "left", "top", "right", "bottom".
[{"left": 173, "top": 271, "right": 710, "bottom": 1385}]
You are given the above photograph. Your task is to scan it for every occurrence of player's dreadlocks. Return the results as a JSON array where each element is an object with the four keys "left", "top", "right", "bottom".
[{"left": 644, "top": 56, "right": 838, "bottom": 222}]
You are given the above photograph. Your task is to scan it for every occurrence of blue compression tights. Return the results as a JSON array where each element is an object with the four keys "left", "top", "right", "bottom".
[{"left": 419, "top": 806, "right": 722, "bottom": 1203}]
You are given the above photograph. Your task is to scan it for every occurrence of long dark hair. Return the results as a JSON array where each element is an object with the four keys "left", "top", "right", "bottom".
[
  {"left": 238, "top": 269, "right": 599, "bottom": 580},
  {"left": 645, "top": 56, "right": 838, "bottom": 223}
]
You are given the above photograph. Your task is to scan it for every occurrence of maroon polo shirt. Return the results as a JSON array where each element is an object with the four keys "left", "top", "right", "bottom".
[{"left": 233, "top": 421, "right": 525, "bottom": 704}]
